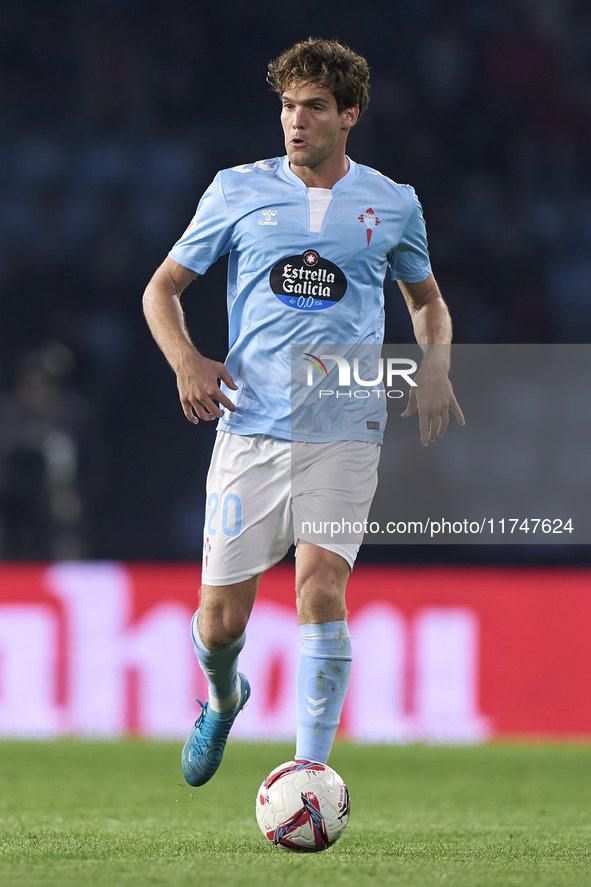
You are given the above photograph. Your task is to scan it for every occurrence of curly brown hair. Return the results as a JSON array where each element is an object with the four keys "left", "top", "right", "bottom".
[{"left": 267, "top": 38, "right": 370, "bottom": 116}]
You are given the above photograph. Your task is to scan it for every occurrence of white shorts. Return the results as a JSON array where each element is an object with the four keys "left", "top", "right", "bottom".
[{"left": 201, "top": 431, "right": 380, "bottom": 586}]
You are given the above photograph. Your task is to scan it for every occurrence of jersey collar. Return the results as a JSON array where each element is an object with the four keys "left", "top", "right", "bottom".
[{"left": 280, "top": 155, "right": 358, "bottom": 193}]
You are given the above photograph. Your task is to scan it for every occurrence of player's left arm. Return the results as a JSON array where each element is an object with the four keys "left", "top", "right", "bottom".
[{"left": 398, "top": 273, "right": 465, "bottom": 446}]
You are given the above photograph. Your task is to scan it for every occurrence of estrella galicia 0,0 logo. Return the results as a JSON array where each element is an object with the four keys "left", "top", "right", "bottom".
[{"left": 269, "top": 250, "right": 347, "bottom": 311}]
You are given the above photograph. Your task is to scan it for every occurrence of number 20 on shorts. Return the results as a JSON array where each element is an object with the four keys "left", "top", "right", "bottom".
[{"left": 206, "top": 492, "right": 243, "bottom": 537}]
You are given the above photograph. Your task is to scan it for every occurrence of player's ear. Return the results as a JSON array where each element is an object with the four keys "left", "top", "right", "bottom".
[{"left": 342, "top": 106, "right": 359, "bottom": 130}]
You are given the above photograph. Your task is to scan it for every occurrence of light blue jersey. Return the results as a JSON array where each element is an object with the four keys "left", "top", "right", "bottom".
[{"left": 170, "top": 156, "right": 431, "bottom": 443}]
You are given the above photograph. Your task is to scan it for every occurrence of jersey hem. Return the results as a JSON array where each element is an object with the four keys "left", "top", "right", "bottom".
[
  {"left": 290, "top": 431, "right": 383, "bottom": 445},
  {"left": 217, "top": 424, "right": 383, "bottom": 445}
]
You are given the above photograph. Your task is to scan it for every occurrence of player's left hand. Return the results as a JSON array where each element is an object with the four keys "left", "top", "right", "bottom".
[{"left": 401, "top": 364, "right": 465, "bottom": 447}]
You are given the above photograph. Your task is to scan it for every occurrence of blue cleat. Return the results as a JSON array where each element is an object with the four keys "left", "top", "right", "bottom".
[{"left": 181, "top": 673, "right": 251, "bottom": 787}]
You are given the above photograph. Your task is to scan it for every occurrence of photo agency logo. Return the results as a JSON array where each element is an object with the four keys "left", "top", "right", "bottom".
[{"left": 302, "top": 352, "right": 418, "bottom": 400}]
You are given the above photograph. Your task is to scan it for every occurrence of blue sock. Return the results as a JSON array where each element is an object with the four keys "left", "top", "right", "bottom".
[
  {"left": 295, "top": 621, "right": 352, "bottom": 764},
  {"left": 190, "top": 610, "right": 245, "bottom": 705}
]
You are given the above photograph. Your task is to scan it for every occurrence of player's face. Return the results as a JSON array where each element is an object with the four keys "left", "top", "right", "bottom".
[{"left": 281, "top": 82, "right": 357, "bottom": 171}]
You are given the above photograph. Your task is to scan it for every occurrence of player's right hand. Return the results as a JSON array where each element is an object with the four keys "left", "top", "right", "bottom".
[{"left": 177, "top": 352, "right": 238, "bottom": 424}]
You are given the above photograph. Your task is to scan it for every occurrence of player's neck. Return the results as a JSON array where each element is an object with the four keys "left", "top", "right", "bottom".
[{"left": 290, "top": 154, "right": 350, "bottom": 190}]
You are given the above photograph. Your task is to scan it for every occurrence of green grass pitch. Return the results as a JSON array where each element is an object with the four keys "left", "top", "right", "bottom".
[{"left": 1, "top": 741, "right": 590, "bottom": 887}]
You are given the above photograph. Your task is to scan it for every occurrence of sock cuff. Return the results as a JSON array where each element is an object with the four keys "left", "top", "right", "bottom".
[
  {"left": 300, "top": 620, "right": 352, "bottom": 661},
  {"left": 299, "top": 620, "right": 350, "bottom": 641}
]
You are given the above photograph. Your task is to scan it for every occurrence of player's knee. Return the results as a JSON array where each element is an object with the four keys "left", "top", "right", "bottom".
[
  {"left": 296, "top": 550, "right": 348, "bottom": 609},
  {"left": 200, "top": 622, "right": 246, "bottom": 650},
  {"left": 198, "top": 608, "right": 248, "bottom": 650},
  {"left": 296, "top": 575, "right": 340, "bottom": 602}
]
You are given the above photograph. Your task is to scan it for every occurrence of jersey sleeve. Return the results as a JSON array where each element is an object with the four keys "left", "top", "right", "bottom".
[
  {"left": 388, "top": 187, "right": 432, "bottom": 283},
  {"left": 169, "top": 173, "right": 233, "bottom": 275}
]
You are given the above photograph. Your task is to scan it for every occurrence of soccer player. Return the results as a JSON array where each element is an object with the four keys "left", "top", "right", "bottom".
[{"left": 143, "top": 38, "right": 463, "bottom": 787}]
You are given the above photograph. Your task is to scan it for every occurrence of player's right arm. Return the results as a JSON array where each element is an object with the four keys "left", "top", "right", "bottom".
[{"left": 142, "top": 256, "right": 237, "bottom": 424}]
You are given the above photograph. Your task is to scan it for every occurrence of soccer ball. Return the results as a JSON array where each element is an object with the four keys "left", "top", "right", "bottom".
[{"left": 255, "top": 760, "right": 350, "bottom": 852}]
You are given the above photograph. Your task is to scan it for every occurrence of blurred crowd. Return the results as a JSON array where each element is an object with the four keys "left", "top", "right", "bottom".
[{"left": 1, "top": 0, "right": 590, "bottom": 560}]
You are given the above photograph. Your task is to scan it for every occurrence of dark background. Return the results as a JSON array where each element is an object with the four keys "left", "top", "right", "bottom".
[{"left": 1, "top": 0, "right": 590, "bottom": 563}]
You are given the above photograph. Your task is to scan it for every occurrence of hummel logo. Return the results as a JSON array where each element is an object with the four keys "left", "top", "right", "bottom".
[
  {"left": 259, "top": 209, "right": 278, "bottom": 226},
  {"left": 307, "top": 696, "right": 327, "bottom": 717}
]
